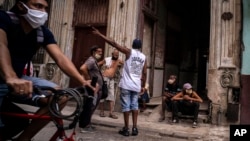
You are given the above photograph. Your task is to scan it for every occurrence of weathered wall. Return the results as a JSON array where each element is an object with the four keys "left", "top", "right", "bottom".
[
  {"left": 106, "top": 0, "right": 138, "bottom": 53},
  {"left": 152, "top": 0, "right": 167, "bottom": 97},
  {"left": 208, "top": 0, "right": 241, "bottom": 125},
  {"left": 45, "top": 0, "right": 75, "bottom": 87}
]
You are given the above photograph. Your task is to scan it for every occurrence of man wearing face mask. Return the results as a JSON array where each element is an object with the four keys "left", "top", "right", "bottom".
[
  {"left": 79, "top": 45, "right": 104, "bottom": 133},
  {"left": 0, "top": 0, "right": 94, "bottom": 140},
  {"left": 171, "top": 83, "right": 203, "bottom": 128},
  {"left": 98, "top": 49, "right": 123, "bottom": 119},
  {"left": 159, "top": 75, "right": 181, "bottom": 122}
]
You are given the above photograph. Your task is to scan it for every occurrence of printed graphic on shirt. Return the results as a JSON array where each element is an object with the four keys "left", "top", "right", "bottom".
[{"left": 130, "top": 57, "right": 144, "bottom": 75}]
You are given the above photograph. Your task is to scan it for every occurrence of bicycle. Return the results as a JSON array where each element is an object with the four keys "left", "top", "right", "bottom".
[{"left": 0, "top": 84, "right": 95, "bottom": 141}]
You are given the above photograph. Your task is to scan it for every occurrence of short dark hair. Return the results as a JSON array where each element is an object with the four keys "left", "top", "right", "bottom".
[
  {"left": 132, "top": 38, "right": 142, "bottom": 49},
  {"left": 15, "top": 0, "right": 28, "bottom": 2},
  {"left": 90, "top": 45, "right": 101, "bottom": 55},
  {"left": 15, "top": 0, "right": 48, "bottom": 2},
  {"left": 11, "top": 0, "right": 49, "bottom": 13}
]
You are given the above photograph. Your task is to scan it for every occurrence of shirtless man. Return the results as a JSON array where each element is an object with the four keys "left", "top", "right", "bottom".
[{"left": 98, "top": 49, "right": 123, "bottom": 119}]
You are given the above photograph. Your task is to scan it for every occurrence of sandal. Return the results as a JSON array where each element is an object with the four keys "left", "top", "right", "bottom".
[
  {"left": 100, "top": 112, "right": 106, "bottom": 117},
  {"left": 158, "top": 116, "right": 165, "bottom": 122},
  {"left": 109, "top": 114, "right": 118, "bottom": 119}
]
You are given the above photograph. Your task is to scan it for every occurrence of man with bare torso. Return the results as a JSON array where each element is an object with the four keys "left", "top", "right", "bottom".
[{"left": 98, "top": 49, "right": 123, "bottom": 119}]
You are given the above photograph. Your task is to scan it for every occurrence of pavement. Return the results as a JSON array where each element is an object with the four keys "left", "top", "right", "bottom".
[
  {"left": 15, "top": 98, "right": 230, "bottom": 141},
  {"left": 91, "top": 105, "right": 230, "bottom": 141}
]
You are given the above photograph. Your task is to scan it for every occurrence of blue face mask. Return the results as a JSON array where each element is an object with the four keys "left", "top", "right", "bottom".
[{"left": 21, "top": 2, "right": 48, "bottom": 28}]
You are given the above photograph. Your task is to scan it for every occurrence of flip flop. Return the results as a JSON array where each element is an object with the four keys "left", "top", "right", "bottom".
[
  {"left": 158, "top": 117, "right": 165, "bottom": 122},
  {"left": 109, "top": 114, "right": 118, "bottom": 119},
  {"left": 100, "top": 112, "right": 106, "bottom": 117}
]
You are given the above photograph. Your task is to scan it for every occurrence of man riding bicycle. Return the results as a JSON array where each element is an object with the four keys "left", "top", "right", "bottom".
[{"left": 0, "top": 0, "right": 96, "bottom": 140}]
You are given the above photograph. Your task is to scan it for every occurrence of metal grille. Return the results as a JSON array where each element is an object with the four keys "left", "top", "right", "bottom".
[
  {"left": 0, "top": 0, "right": 15, "bottom": 10},
  {"left": 32, "top": 47, "right": 46, "bottom": 64},
  {"left": 73, "top": 0, "right": 109, "bottom": 26}
]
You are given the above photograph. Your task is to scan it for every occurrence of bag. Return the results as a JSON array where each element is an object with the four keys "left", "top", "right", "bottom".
[
  {"left": 6, "top": 11, "right": 44, "bottom": 43},
  {"left": 101, "top": 81, "right": 108, "bottom": 99}
]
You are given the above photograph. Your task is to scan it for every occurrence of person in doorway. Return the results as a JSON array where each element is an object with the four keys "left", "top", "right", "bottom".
[
  {"left": 171, "top": 83, "right": 203, "bottom": 128},
  {"left": 159, "top": 74, "right": 181, "bottom": 122},
  {"left": 79, "top": 45, "right": 104, "bottom": 133},
  {"left": 98, "top": 49, "right": 123, "bottom": 119},
  {"left": 0, "top": 0, "right": 94, "bottom": 140},
  {"left": 92, "top": 27, "right": 147, "bottom": 136}
]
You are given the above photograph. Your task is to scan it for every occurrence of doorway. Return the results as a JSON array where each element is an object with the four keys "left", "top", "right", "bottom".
[{"left": 165, "top": 0, "right": 210, "bottom": 99}]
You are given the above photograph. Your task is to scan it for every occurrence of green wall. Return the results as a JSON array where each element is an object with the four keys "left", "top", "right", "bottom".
[{"left": 242, "top": 0, "right": 250, "bottom": 74}]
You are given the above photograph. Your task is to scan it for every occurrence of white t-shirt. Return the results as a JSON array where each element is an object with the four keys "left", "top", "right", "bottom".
[
  {"left": 105, "top": 57, "right": 112, "bottom": 68},
  {"left": 119, "top": 49, "right": 146, "bottom": 92}
]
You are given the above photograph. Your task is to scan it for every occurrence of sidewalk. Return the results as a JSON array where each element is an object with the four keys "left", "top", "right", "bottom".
[
  {"left": 91, "top": 106, "right": 230, "bottom": 141},
  {"left": 16, "top": 100, "right": 230, "bottom": 141}
]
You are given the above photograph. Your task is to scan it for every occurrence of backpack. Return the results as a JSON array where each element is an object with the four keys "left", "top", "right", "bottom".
[
  {"left": 6, "top": 11, "right": 44, "bottom": 75},
  {"left": 6, "top": 11, "right": 44, "bottom": 43}
]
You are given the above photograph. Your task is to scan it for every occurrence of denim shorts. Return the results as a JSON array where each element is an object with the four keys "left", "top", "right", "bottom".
[
  {"left": 120, "top": 88, "right": 139, "bottom": 112},
  {"left": 0, "top": 84, "right": 8, "bottom": 128}
]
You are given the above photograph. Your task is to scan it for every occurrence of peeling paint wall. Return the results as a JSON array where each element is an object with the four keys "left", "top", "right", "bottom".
[
  {"left": 45, "top": 0, "right": 75, "bottom": 87},
  {"left": 106, "top": 0, "right": 139, "bottom": 54},
  {"left": 208, "top": 0, "right": 241, "bottom": 125}
]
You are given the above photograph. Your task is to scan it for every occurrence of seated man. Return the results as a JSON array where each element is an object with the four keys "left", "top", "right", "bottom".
[
  {"left": 159, "top": 75, "right": 181, "bottom": 122},
  {"left": 171, "top": 83, "right": 203, "bottom": 128},
  {"left": 138, "top": 83, "right": 150, "bottom": 112}
]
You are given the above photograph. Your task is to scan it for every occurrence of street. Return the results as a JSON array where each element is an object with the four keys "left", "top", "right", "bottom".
[
  {"left": 33, "top": 122, "right": 187, "bottom": 141},
  {"left": 17, "top": 102, "right": 229, "bottom": 141}
]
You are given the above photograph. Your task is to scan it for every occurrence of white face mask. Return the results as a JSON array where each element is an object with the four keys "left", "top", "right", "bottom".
[
  {"left": 21, "top": 2, "right": 48, "bottom": 28},
  {"left": 168, "top": 79, "right": 175, "bottom": 84},
  {"left": 95, "top": 54, "right": 101, "bottom": 60},
  {"left": 185, "top": 89, "right": 193, "bottom": 94}
]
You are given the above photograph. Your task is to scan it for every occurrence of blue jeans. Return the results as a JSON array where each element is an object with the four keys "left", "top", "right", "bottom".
[
  {"left": 120, "top": 88, "right": 139, "bottom": 112},
  {"left": 0, "top": 85, "right": 8, "bottom": 128},
  {"left": 0, "top": 76, "right": 58, "bottom": 127}
]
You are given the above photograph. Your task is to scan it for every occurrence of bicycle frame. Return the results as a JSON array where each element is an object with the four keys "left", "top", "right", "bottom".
[
  {"left": 0, "top": 85, "right": 90, "bottom": 141},
  {"left": 1, "top": 104, "right": 76, "bottom": 141}
]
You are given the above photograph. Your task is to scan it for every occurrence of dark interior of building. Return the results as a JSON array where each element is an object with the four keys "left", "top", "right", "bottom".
[{"left": 165, "top": 0, "right": 210, "bottom": 99}]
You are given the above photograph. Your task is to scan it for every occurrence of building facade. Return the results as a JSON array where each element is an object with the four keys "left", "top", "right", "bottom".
[{"left": 1, "top": 0, "right": 248, "bottom": 125}]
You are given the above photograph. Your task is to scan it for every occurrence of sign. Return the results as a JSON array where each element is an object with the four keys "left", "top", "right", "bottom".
[{"left": 230, "top": 125, "right": 250, "bottom": 141}]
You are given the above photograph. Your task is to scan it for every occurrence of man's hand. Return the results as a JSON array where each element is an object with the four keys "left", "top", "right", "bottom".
[
  {"left": 183, "top": 95, "right": 192, "bottom": 102},
  {"left": 140, "top": 87, "right": 146, "bottom": 95},
  {"left": 6, "top": 78, "right": 33, "bottom": 98},
  {"left": 164, "top": 92, "right": 174, "bottom": 98},
  {"left": 91, "top": 26, "right": 101, "bottom": 36},
  {"left": 83, "top": 79, "right": 100, "bottom": 95}
]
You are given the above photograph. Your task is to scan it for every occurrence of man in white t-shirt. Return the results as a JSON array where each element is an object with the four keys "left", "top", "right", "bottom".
[{"left": 92, "top": 27, "right": 147, "bottom": 137}]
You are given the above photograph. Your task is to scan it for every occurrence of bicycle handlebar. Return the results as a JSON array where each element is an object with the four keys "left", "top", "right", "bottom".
[{"left": 4, "top": 78, "right": 98, "bottom": 134}]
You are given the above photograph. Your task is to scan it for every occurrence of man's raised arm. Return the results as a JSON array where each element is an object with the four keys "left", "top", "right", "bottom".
[{"left": 91, "top": 26, "right": 130, "bottom": 58}]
